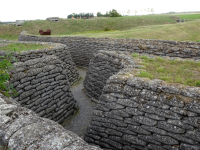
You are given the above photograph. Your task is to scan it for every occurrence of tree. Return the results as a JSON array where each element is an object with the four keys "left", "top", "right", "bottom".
[
  {"left": 91, "top": 13, "right": 94, "bottom": 17},
  {"left": 97, "top": 12, "right": 102, "bottom": 17},
  {"left": 134, "top": 9, "right": 137, "bottom": 16},
  {"left": 144, "top": 9, "right": 147, "bottom": 15},
  {"left": 77, "top": 13, "right": 81, "bottom": 18},
  {"left": 67, "top": 14, "right": 73, "bottom": 18},
  {"left": 147, "top": 8, "right": 150, "bottom": 13},
  {"left": 150, "top": 8, "right": 154, "bottom": 14},
  {"left": 109, "top": 9, "right": 122, "bottom": 17},
  {"left": 74, "top": 14, "right": 78, "bottom": 18},
  {"left": 105, "top": 11, "right": 109, "bottom": 17}
]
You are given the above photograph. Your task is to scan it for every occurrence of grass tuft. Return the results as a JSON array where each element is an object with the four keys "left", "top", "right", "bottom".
[
  {"left": 138, "top": 71, "right": 153, "bottom": 79},
  {"left": 132, "top": 53, "right": 139, "bottom": 57},
  {"left": 157, "top": 67, "right": 165, "bottom": 73}
]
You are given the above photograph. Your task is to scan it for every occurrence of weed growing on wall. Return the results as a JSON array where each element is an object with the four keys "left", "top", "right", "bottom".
[
  {"left": 132, "top": 53, "right": 139, "bottom": 57},
  {"left": 0, "top": 52, "right": 17, "bottom": 97}
]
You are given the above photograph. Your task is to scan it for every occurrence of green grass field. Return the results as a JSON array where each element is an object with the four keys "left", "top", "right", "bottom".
[
  {"left": 0, "top": 43, "right": 50, "bottom": 52},
  {"left": 176, "top": 14, "right": 200, "bottom": 20},
  {"left": 0, "top": 13, "right": 200, "bottom": 42},
  {"left": 0, "top": 15, "right": 177, "bottom": 40},
  {"left": 68, "top": 19, "right": 200, "bottom": 42}
]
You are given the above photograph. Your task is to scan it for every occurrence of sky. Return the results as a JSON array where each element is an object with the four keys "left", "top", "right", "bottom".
[{"left": 1, "top": 0, "right": 199, "bottom": 22}]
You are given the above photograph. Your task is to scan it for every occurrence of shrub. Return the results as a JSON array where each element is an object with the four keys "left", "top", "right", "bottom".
[
  {"left": 0, "top": 52, "right": 17, "bottom": 97},
  {"left": 103, "top": 27, "right": 111, "bottom": 31}
]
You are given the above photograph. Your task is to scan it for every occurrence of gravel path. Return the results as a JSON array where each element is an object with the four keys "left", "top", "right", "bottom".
[{"left": 62, "top": 68, "right": 97, "bottom": 138}]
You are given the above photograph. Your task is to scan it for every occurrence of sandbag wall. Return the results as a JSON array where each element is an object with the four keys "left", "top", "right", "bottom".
[
  {"left": 0, "top": 41, "right": 79, "bottom": 84},
  {"left": 84, "top": 53, "right": 200, "bottom": 150},
  {"left": 10, "top": 56, "right": 77, "bottom": 123},
  {"left": 84, "top": 50, "right": 138, "bottom": 100},
  {"left": 0, "top": 42, "right": 79, "bottom": 123},
  {"left": 0, "top": 93, "right": 102, "bottom": 150},
  {"left": 19, "top": 31, "right": 200, "bottom": 68}
]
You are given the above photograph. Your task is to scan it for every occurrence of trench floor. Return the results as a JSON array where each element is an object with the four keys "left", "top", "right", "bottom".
[{"left": 62, "top": 68, "right": 97, "bottom": 138}]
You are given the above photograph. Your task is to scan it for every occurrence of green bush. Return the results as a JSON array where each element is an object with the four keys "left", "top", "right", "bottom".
[
  {"left": 109, "top": 9, "right": 122, "bottom": 17},
  {"left": 103, "top": 27, "right": 111, "bottom": 31},
  {"left": 0, "top": 52, "right": 17, "bottom": 97}
]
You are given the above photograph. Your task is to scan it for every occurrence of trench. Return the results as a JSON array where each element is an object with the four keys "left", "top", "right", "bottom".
[{"left": 62, "top": 68, "right": 97, "bottom": 138}]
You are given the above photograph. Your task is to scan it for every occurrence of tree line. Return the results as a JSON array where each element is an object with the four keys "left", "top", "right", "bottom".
[
  {"left": 67, "top": 13, "right": 94, "bottom": 19},
  {"left": 97, "top": 9, "right": 122, "bottom": 17},
  {"left": 67, "top": 9, "right": 122, "bottom": 19}
]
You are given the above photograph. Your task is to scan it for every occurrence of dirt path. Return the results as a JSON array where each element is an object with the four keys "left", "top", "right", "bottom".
[{"left": 62, "top": 68, "right": 97, "bottom": 138}]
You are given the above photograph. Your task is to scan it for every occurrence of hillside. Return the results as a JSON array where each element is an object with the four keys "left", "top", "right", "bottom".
[
  {"left": 69, "top": 19, "right": 200, "bottom": 42},
  {"left": 0, "top": 13, "right": 200, "bottom": 42},
  {"left": 0, "top": 15, "right": 177, "bottom": 40}
]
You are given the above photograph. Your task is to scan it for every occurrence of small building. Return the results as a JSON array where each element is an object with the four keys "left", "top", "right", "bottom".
[
  {"left": 16, "top": 20, "right": 25, "bottom": 26},
  {"left": 46, "top": 17, "right": 59, "bottom": 22}
]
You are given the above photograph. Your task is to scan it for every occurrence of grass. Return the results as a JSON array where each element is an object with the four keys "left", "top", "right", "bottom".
[
  {"left": 0, "top": 13, "right": 199, "bottom": 42},
  {"left": 0, "top": 15, "right": 177, "bottom": 40},
  {"left": 67, "top": 19, "right": 200, "bottom": 42},
  {"left": 132, "top": 53, "right": 200, "bottom": 87},
  {"left": 176, "top": 14, "right": 200, "bottom": 20},
  {"left": 0, "top": 43, "right": 50, "bottom": 52}
]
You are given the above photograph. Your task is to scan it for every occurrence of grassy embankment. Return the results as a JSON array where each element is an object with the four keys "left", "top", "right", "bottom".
[
  {"left": 0, "top": 43, "right": 50, "bottom": 52},
  {"left": 73, "top": 19, "right": 200, "bottom": 42},
  {"left": 131, "top": 53, "right": 200, "bottom": 87},
  {"left": 0, "top": 13, "right": 199, "bottom": 41},
  {"left": 60, "top": 13, "right": 200, "bottom": 42},
  {"left": 0, "top": 15, "right": 177, "bottom": 40},
  {"left": 176, "top": 14, "right": 200, "bottom": 20}
]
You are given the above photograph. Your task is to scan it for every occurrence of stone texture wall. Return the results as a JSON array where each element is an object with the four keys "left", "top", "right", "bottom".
[
  {"left": 0, "top": 41, "right": 79, "bottom": 84},
  {"left": 84, "top": 51, "right": 138, "bottom": 101},
  {"left": 0, "top": 41, "right": 79, "bottom": 123},
  {"left": 84, "top": 51, "right": 200, "bottom": 150},
  {"left": 0, "top": 93, "right": 102, "bottom": 150},
  {"left": 10, "top": 55, "right": 77, "bottom": 123},
  {"left": 19, "top": 31, "right": 200, "bottom": 68}
]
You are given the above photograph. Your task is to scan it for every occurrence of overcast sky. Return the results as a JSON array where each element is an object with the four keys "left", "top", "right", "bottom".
[{"left": 1, "top": 0, "right": 199, "bottom": 22}]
